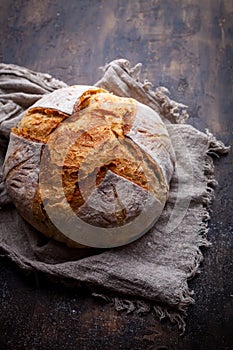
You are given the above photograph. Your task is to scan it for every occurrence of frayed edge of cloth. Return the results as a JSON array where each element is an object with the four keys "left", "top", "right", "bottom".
[{"left": 92, "top": 291, "right": 192, "bottom": 335}]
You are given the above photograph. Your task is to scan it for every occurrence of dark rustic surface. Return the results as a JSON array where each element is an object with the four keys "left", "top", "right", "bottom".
[{"left": 0, "top": 1, "right": 232, "bottom": 349}]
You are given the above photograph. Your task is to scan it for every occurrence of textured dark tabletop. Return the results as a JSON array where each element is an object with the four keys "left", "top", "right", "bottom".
[{"left": 0, "top": 1, "right": 232, "bottom": 349}]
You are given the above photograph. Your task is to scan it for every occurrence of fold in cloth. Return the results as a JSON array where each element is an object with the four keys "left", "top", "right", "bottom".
[{"left": 0, "top": 60, "right": 229, "bottom": 332}]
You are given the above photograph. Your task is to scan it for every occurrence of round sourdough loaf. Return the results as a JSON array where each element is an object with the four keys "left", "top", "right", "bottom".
[{"left": 3, "top": 86, "right": 175, "bottom": 248}]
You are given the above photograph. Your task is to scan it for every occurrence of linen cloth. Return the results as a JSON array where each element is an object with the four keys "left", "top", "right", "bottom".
[{"left": 0, "top": 60, "right": 228, "bottom": 331}]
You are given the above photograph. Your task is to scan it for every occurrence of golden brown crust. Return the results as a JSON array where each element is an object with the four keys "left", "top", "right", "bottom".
[
  {"left": 12, "top": 107, "right": 69, "bottom": 143},
  {"left": 72, "top": 87, "right": 108, "bottom": 113}
]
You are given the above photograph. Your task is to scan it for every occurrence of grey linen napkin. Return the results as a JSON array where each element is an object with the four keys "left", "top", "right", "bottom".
[{"left": 0, "top": 60, "right": 229, "bottom": 332}]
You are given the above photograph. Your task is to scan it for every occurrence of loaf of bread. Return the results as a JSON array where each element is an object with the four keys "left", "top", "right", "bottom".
[{"left": 3, "top": 86, "right": 175, "bottom": 248}]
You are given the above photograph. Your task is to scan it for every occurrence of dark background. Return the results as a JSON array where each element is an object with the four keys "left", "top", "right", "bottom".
[{"left": 0, "top": 1, "right": 232, "bottom": 349}]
